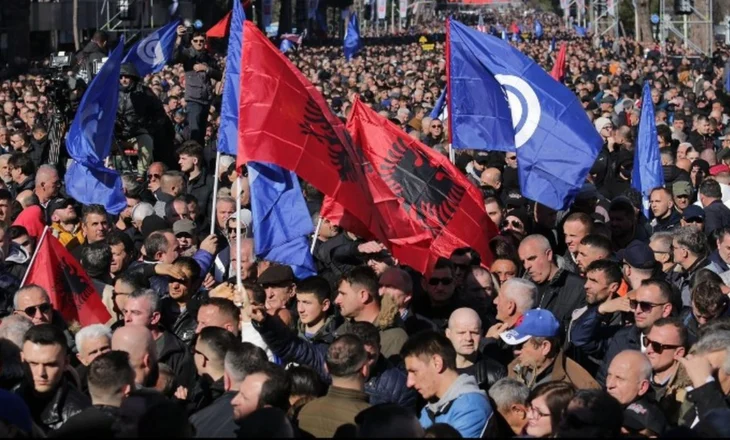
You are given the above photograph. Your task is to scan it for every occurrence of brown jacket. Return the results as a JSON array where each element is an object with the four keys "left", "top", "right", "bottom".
[
  {"left": 654, "top": 364, "right": 693, "bottom": 426},
  {"left": 297, "top": 386, "right": 371, "bottom": 438},
  {"left": 336, "top": 294, "right": 409, "bottom": 360},
  {"left": 508, "top": 350, "right": 600, "bottom": 390}
]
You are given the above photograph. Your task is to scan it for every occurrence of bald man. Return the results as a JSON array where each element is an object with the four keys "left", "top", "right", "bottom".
[
  {"left": 33, "top": 165, "right": 60, "bottom": 207},
  {"left": 111, "top": 326, "right": 159, "bottom": 388},
  {"left": 480, "top": 168, "right": 502, "bottom": 191},
  {"left": 379, "top": 267, "right": 436, "bottom": 335},
  {"left": 605, "top": 350, "right": 652, "bottom": 406},
  {"left": 446, "top": 308, "right": 505, "bottom": 391},
  {"left": 675, "top": 158, "right": 691, "bottom": 173}
]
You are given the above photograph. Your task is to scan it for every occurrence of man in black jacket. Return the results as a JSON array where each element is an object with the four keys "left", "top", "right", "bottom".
[
  {"left": 518, "top": 234, "right": 585, "bottom": 336},
  {"left": 51, "top": 351, "right": 134, "bottom": 437},
  {"left": 176, "top": 141, "right": 214, "bottom": 223},
  {"left": 74, "top": 31, "right": 107, "bottom": 82},
  {"left": 17, "top": 324, "right": 90, "bottom": 434},
  {"left": 698, "top": 179, "right": 730, "bottom": 237},
  {"left": 159, "top": 257, "right": 202, "bottom": 345},
  {"left": 446, "top": 308, "right": 505, "bottom": 391}
]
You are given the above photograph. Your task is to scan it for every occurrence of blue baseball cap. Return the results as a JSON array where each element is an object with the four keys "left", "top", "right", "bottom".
[{"left": 499, "top": 309, "right": 560, "bottom": 345}]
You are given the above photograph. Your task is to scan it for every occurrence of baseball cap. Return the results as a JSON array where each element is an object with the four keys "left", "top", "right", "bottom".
[
  {"left": 257, "top": 265, "right": 296, "bottom": 286},
  {"left": 672, "top": 180, "right": 692, "bottom": 197},
  {"left": 499, "top": 309, "right": 560, "bottom": 345},
  {"left": 616, "top": 240, "right": 656, "bottom": 270},
  {"left": 682, "top": 205, "right": 705, "bottom": 221},
  {"left": 710, "top": 164, "right": 730, "bottom": 176},
  {"left": 46, "top": 197, "right": 74, "bottom": 217},
  {"left": 173, "top": 219, "right": 196, "bottom": 236},
  {"left": 623, "top": 398, "right": 667, "bottom": 436}
]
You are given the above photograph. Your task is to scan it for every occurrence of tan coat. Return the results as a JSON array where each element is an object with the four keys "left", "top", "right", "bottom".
[
  {"left": 297, "top": 386, "right": 371, "bottom": 438},
  {"left": 508, "top": 350, "right": 600, "bottom": 390}
]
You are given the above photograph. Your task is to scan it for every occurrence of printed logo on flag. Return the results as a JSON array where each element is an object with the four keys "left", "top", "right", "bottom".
[
  {"left": 137, "top": 31, "right": 167, "bottom": 65},
  {"left": 494, "top": 74, "right": 541, "bottom": 148}
]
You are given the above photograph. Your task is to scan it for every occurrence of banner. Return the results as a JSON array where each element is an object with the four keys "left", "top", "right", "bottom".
[
  {"left": 399, "top": 0, "right": 408, "bottom": 18},
  {"left": 377, "top": 0, "right": 387, "bottom": 20},
  {"left": 263, "top": 0, "right": 274, "bottom": 29}
]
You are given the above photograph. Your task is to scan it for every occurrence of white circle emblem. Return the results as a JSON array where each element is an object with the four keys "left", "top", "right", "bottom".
[
  {"left": 494, "top": 74, "right": 541, "bottom": 148},
  {"left": 136, "top": 32, "right": 166, "bottom": 65}
]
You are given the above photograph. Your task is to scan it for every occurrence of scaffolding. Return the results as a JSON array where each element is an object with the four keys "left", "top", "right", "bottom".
[
  {"left": 659, "top": 0, "right": 713, "bottom": 56},
  {"left": 99, "top": 0, "right": 159, "bottom": 43},
  {"left": 589, "top": 0, "right": 620, "bottom": 47}
]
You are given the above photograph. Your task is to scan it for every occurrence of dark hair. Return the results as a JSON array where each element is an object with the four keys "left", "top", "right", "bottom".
[
  {"left": 115, "top": 271, "right": 150, "bottom": 290},
  {"left": 529, "top": 336, "right": 562, "bottom": 359},
  {"left": 106, "top": 230, "right": 136, "bottom": 261},
  {"left": 579, "top": 234, "right": 612, "bottom": 255},
  {"left": 338, "top": 266, "right": 379, "bottom": 300},
  {"left": 451, "top": 247, "right": 481, "bottom": 267},
  {"left": 692, "top": 268, "right": 724, "bottom": 290},
  {"left": 556, "top": 389, "right": 623, "bottom": 438},
  {"left": 200, "top": 297, "right": 241, "bottom": 329},
  {"left": 699, "top": 178, "right": 722, "bottom": 199},
  {"left": 326, "top": 334, "right": 368, "bottom": 379},
  {"left": 692, "top": 281, "right": 729, "bottom": 318},
  {"left": 640, "top": 278, "right": 674, "bottom": 304},
  {"left": 424, "top": 423, "right": 462, "bottom": 438},
  {"left": 22, "top": 323, "right": 67, "bottom": 355},
  {"left": 92, "top": 30, "right": 109, "bottom": 44},
  {"left": 251, "top": 363, "right": 291, "bottom": 411},
  {"left": 585, "top": 259, "right": 622, "bottom": 286},
  {"left": 81, "top": 204, "right": 107, "bottom": 224},
  {"left": 144, "top": 230, "right": 170, "bottom": 260},
  {"left": 80, "top": 241, "right": 112, "bottom": 278},
  {"left": 172, "top": 256, "right": 201, "bottom": 283},
  {"left": 196, "top": 326, "right": 238, "bottom": 366},
  {"left": 296, "top": 276, "right": 332, "bottom": 304},
  {"left": 8, "top": 153, "right": 34, "bottom": 177},
  {"left": 224, "top": 342, "right": 268, "bottom": 382},
  {"left": 7, "top": 225, "right": 28, "bottom": 241},
  {"left": 288, "top": 365, "right": 326, "bottom": 399},
  {"left": 651, "top": 317, "right": 689, "bottom": 350},
  {"left": 0, "top": 189, "right": 11, "bottom": 202},
  {"left": 88, "top": 350, "right": 135, "bottom": 396},
  {"left": 529, "top": 381, "right": 576, "bottom": 435},
  {"left": 342, "top": 320, "right": 380, "bottom": 350},
  {"left": 565, "top": 212, "right": 594, "bottom": 233},
  {"left": 356, "top": 403, "right": 424, "bottom": 438},
  {"left": 433, "top": 257, "right": 455, "bottom": 276},
  {"left": 175, "top": 141, "right": 205, "bottom": 166},
  {"left": 400, "top": 331, "right": 457, "bottom": 371}
]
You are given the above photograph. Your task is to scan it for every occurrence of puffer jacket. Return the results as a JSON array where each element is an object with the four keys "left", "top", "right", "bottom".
[
  {"left": 16, "top": 378, "right": 90, "bottom": 434},
  {"left": 297, "top": 314, "right": 340, "bottom": 346},
  {"left": 419, "top": 374, "right": 492, "bottom": 438},
  {"left": 253, "top": 312, "right": 418, "bottom": 409},
  {"left": 116, "top": 81, "right": 166, "bottom": 139}
]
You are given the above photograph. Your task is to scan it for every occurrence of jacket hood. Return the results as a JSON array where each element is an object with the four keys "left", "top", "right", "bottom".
[
  {"left": 425, "top": 374, "right": 486, "bottom": 414},
  {"left": 6, "top": 243, "right": 29, "bottom": 265},
  {"left": 82, "top": 40, "right": 106, "bottom": 55},
  {"left": 374, "top": 292, "right": 400, "bottom": 330}
]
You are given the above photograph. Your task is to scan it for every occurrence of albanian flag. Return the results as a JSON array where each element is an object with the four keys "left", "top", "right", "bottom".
[
  {"left": 320, "top": 196, "right": 374, "bottom": 241},
  {"left": 550, "top": 42, "right": 568, "bottom": 82},
  {"left": 24, "top": 230, "right": 111, "bottom": 327},
  {"left": 347, "top": 99, "right": 497, "bottom": 273},
  {"left": 236, "top": 21, "right": 388, "bottom": 243}
]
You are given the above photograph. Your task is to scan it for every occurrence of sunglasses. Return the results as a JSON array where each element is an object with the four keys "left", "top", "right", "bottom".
[
  {"left": 24, "top": 303, "right": 52, "bottom": 316},
  {"left": 642, "top": 335, "right": 682, "bottom": 354},
  {"left": 629, "top": 299, "right": 667, "bottom": 313},
  {"left": 192, "top": 39, "right": 205, "bottom": 43},
  {"left": 194, "top": 348, "right": 209, "bottom": 361},
  {"left": 428, "top": 277, "right": 453, "bottom": 286},
  {"left": 431, "top": 125, "right": 443, "bottom": 129},
  {"left": 147, "top": 173, "right": 161, "bottom": 180},
  {"left": 506, "top": 156, "right": 517, "bottom": 161},
  {"left": 685, "top": 217, "right": 703, "bottom": 224},
  {"left": 501, "top": 219, "right": 524, "bottom": 229}
]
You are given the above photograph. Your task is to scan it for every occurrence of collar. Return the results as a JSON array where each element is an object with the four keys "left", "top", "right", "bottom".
[{"left": 326, "top": 386, "right": 369, "bottom": 402}]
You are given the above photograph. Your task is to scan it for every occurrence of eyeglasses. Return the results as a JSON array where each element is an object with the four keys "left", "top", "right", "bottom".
[
  {"left": 428, "top": 277, "right": 453, "bottom": 286},
  {"left": 431, "top": 125, "right": 443, "bottom": 129},
  {"left": 685, "top": 217, "right": 703, "bottom": 224},
  {"left": 629, "top": 299, "right": 667, "bottom": 313},
  {"left": 501, "top": 220, "right": 524, "bottom": 229},
  {"left": 506, "top": 155, "right": 517, "bottom": 161},
  {"left": 147, "top": 173, "right": 161, "bottom": 180},
  {"left": 528, "top": 405, "right": 550, "bottom": 419},
  {"left": 24, "top": 302, "right": 52, "bottom": 316},
  {"left": 192, "top": 39, "right": 205, "bottom": 43},
  {"left": 642, "top": 335, "right": 682, "bottom": 354}
]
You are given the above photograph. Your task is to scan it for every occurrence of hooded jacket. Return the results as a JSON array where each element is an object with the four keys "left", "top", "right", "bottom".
[
  {"left": 116, "top": 66, "right": 167, "bottom": 139},
  {"left": 5, "top": 243, "right": 29, "bottom": 282},
  {"left": 419, "top": 374, "right": 492, "bottom": 438}
]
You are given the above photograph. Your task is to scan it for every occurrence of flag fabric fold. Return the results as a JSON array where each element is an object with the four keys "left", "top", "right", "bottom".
[
  {"left": 218, "top": 0, "right": 245, "bottom": 156},
  {"left": 550, "top": 42, "right": 567, "bottom": 81},
  {"left": 447, "top": 19, "right": 515, "bottom": 152},
  {"left": 123, "top": 20, "right": 180, "bottom": 77},
  {"left": 632, "top": 82, "right": 664, "bottom": 216},
  {"left": 320, "top": 197, "right": 374, "bottom": 241},
  {"left": 24, "top": 229, "right": 111, "bottom": 327},
  {"left": 207, "top": 11, "right": 232, "bottom": 38},
  {"left": 447, "top": 19, "right": 602, "bottom": 210},
  {"left": 574, "top": 25, "right": 587, "bottom": 37},
  {"left": 248, "top": 162, "right": 317, "bottom": 278},
  {"left": 64, "top": 38, "right": 126, "bottom": 215},
  {"left": 535, "top": 20, "right": 543, "bottom": 38},
  {"left": 429, "top": 88, "right": 446, "bottom": 120},
  {"left": 344, "top": 12, "right": 363, "bottom": 61}
]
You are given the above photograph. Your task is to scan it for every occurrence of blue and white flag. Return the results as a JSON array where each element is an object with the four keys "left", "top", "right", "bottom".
[
  {"left": 429, "top": 88, "right": 447, "bottom": 120},
  {"left": 344, "top": 12, "right": 363, "bottom": 61},
  {"left": 632, "top": 82, "right": 664, "bottom": 216},
  {"left": 123, "top": 20, "right": 180, "bottom": 77},
  {"left": 217, "top": 0, "right": 245, "bottom": 156}
]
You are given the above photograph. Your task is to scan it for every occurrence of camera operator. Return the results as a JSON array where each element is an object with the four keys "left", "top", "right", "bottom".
[
  {"left": 173, "top": 25, "right": 221, "bottom": 145},
  {"left": 114, "top": 63, "right": 169, "bottom": 176},
  {"left": 74, "top": 31, "right": 109, "bottom": 82}
]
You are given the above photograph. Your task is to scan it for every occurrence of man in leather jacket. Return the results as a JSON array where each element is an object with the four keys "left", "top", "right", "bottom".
[
  {"left": 159, "top": 256, "right": 202, "bottom": 346},
  {"left": 17, "top": 324, "right": 90, "bottom": 434},
  {"left": 446, "top": 308, "right": 506, "bottom": 392}
]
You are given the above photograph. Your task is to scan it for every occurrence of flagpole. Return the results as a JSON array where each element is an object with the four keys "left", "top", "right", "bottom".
[
  {"left": 310, "top": 216, "right": 323, "bottom": 254},
  {"left": 210, "top": 151, "right": 221, "bottom": 235},
  {"left": 21, "top": 226, "right": 50, "bottom": 287},
  {"left": 235, "top": 175, "right": 243, "bottom": 291},
  {"left": 448, "top": 143, "right": 455, "bottom": 165}
]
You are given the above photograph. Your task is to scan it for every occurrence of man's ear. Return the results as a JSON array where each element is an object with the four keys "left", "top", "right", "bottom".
[
  {"left": 151, "top": 311, "right": 161, "bottom": 326},
  {"left": 142, "top": 353, "right": 150, "bottom": 369},
  {"left": 432, "top": 354, "right": 445, "bottom": 373},
  {"left": 321, "top": 299, "right": 331, "bottom": 313},
  {"left": 512, "top": 403, "right": 528, "bottom": 420},
  {"left": 123, "top": 384, "right": 132, "bottom": 397},
  {"left": 223, "top": 371, "right": 232, "bottom": 392}
]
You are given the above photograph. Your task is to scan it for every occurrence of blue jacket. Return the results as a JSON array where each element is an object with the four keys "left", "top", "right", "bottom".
[
  {"left": 419, "top": 374, "right": 492, "bottom": 438},
  {"left": 253, "top": 314, "right": 418, "bottom": 409}
]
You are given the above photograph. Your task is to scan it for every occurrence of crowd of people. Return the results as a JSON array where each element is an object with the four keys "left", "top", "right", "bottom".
[{"left": 1, "top": 3, "right": 730, "bottom": 438}]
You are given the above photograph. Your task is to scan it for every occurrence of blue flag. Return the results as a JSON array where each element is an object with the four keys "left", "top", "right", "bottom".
[
  {"left": 344, "top": 12, "right": 362, "bottom": 61},
  {"left": 633, "top": 82, "right": 664, "bottom": 217},
  {"left": 248, "top": 161, "right": 316, "bottom": 278},
  {"left": 429, "top": 88, "right": 446, "bottom": 120},
  {"left": 549, "top": 36, "right": 556, "bottom": 52},
  {"left": 535, "top": 20, "right": 543, "bottom": 38},
  {"left": 123, "top": 20, "right": 180, "bottom": 77},
  {"left": 64, "top": 39, "right": 126, "bottom": 214},
  {"left": 447, "top": 20, "right": 515, "bottom": 152},
  {"left": 725, "top": 62, "right": 730, "bottom": 93},
  {"left": 217, "top": 0, "right": 245, "bottom": 156},
  {"left": 574, "top": 25, "right": 587, "bottom": 37},
  {"left": 280, "top": 39, "right": 295, "bottom": 53},
  {"left": 501, "top": 30, "right": 507, "bottom": 40},
  {"left": 448, "top": 20, "right": 603, "bottom": 210}
]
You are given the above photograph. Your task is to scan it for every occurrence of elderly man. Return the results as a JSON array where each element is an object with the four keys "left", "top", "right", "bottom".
[
  {"left": 379, "top": 267, "right": 436, "bottom": 336},
  {"left": 33, "top": 164, "right": 60, "bottom": 209},
  {"left": 518, "top": 234, "right": 585, "bottom": 333},
  {"left": 487, "top": 378, "right": 529, "bottom": 436},
  {"left": 74, "top": 324, "right": 112, "bottom": 395},
  {"left": 480, "top": 168, "right": 502, "bottom": 191},
  {"left": 446, "top": 308, "right": 505, "bottom": 391},
  {"left": 484, "top": 278, "right": 537, "bottom": 366},
  {"left": 502, "top": 309, "right": 599, "bottom": 390},
  {"left": 606, "top": 350, "right": 654, "bottom": 407}
]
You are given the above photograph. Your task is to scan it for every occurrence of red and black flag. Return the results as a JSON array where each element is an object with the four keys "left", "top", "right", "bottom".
[
  {"left": 24, "top": 230, "right": 111, "bottom": 327},
  {"left": 347, "top": 99, "right": 498, "bottom": 273},
  {"left": 320, "top": 196, "right": 375, "bottom": 241}
]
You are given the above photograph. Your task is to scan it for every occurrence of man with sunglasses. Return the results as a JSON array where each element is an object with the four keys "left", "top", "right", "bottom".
[
  {"left": 13, "top": 284, "right": 54, "bottom": 326},
  {"left": 597, "top": 279, "right": 674, "bottom": 386},
  {"left": 174, "top": 26, "right": 221, "bottom": 145}
]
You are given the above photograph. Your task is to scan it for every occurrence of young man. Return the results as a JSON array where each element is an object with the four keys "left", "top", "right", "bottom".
[{"left": 296, "top": 276, "right": 337, "bottom": 345}]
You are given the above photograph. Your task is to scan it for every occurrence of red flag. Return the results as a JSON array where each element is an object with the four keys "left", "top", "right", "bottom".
[
  {"left": 320, "top": 197, "right": 374, "bottom": 241},
  {"left": 550, "top": 42, "right": 567, "bottom": 82},
  {"left": 237, "top": 21, "right": 387, "bottom": 243},
  {"left": 347, "top": 99, "right": 497, "bottom": 273},
  {"left": 207, "top": 11, "right": 232, "bottom": 38},
  {"left": 24, "top": 229, "right": 111, "bottom": 327},
  {"left": 13, "top": 205, "right": 45, "bottom": 241}
]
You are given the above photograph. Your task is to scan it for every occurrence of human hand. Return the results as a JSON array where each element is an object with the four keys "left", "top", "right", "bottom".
[
  {"left": 174, "top": 386, "right": 188, "bottom": 400},
  {"left": 486, "top": 322, "right": 508, "bottom": 339},
  {"left": 358, "top": 241, "right": 386, "bottom": 254},
  {"left": 200, "top": 235, "right": 218, "bottom": 254},
  {"left": 202, "top": 273, "right": 216, "bottom": 290},
  {"left": 154, "top": 263, "right": 187, "bottom": 280},
  {"left": 193, "top": 63, "right": 208, "bottom": 73},
  {"left": 598, "top": 296, "right": 631, "bottom": 315},
  {"left": 209, "top": 282, "right": 236, "bottom": 301},
  {"left": 677, "top": 354, "right": 715, "bottom": 388}
]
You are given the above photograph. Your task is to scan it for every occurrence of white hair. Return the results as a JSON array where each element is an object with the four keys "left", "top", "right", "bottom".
[
  {"left": 501, "top": 278, "right": 537, "bottom": 313},
  {"left": 12, "top": 285, "right": 50, "bottom": 310},
  {"left": 488, "top": 378, "right": 529, "bottom": 411},
  {"left": 520, "top": 234, "right": 552, "bottom": 253},
  {"left": 75, "top": 324, "right": 112, "bottom": 353},
  {"left": 219, "top": 155, "right": 235, "bottom": 171},
  {"left": 0, "top": 315, "right": 33, "bottom": 347},
  {"left": 131, "top": 202, "right": 155, "bottom": 224}
]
